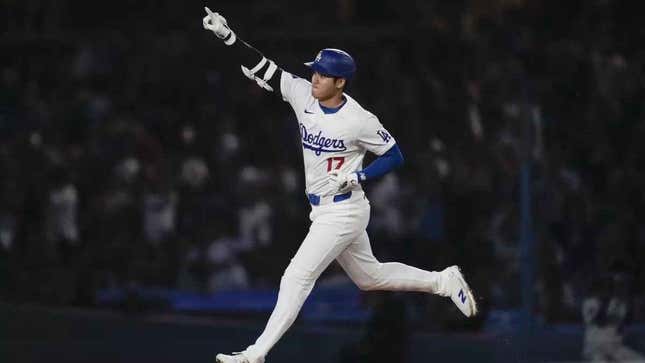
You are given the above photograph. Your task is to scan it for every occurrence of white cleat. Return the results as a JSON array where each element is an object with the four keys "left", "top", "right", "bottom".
[
  {"left": 216, "top": 352, "right": 250, "bottom": 363},
  {"left": 443, "top": 265, "right": 478, "bottom": 317}
]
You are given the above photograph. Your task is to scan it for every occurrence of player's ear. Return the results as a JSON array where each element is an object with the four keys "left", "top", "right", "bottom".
[{"left": 335, "top": 78, "right": 346, "bottom": 90}]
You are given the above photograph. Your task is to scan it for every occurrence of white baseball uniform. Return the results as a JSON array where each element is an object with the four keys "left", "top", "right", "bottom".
[{"left": 241, "top": 72, "right": 447, "bottom": 363}]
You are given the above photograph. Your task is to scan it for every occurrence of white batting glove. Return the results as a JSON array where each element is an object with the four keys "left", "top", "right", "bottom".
[
  {"left": 326, "top": 171, "right": 360, "bottom": 195},
  {"left": 202, "top": 7, "right": 236, "bottom": 45}
]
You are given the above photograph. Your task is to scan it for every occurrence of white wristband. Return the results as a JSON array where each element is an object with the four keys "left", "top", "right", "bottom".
[{"left": 223, "top": 31, "right": 236, "bottom": 46}]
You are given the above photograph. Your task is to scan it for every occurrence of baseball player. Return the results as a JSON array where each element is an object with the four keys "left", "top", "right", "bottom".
[{"left": 202, "top": 8, "right": 478, "bottom": 363}]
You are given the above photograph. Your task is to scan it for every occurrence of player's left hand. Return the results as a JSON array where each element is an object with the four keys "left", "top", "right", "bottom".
[{"left": 326, "top": 171, "right": 360, "bottom": 195}]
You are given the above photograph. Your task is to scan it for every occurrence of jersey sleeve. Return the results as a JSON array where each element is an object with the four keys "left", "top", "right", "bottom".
[
  {"left": 280, "top": 71, "right": 312, "bottom": 110},
  {"left": 356, "top": 114, "right": 397, "bottom": 155}
]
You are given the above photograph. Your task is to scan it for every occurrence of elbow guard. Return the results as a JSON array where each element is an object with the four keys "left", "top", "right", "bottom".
[{"left": 241, "top": 56, "right": 278, "bottom": 92}]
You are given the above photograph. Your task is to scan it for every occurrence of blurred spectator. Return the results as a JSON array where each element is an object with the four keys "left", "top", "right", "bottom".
[
  {"left": 369, "top": 174, "right": 404, "bottom": 239},
  {"left": 45, "top": 167, "right": 80, "bottom": 264},
  {"left": 205, "top": 238, "right": 250, "bottom": 292},
  {"left": 582, "top": 260, "right": 644, "bottom": 362},
  {"left": 142, "top": 184, "right": 177, "bottom": 245},
  {"left": 237, "top": 166, "right": 273, "bottom": 250}
]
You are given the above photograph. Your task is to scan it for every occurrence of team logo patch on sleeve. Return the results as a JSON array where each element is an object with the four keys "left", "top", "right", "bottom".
[{"left": 376, "top": 130, "right": 391, "bottom": 142}]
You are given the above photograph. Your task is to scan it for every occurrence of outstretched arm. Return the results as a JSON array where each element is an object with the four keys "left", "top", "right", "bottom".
[{"left": 203, "top": 7, "right": 282, "bottom": 93}]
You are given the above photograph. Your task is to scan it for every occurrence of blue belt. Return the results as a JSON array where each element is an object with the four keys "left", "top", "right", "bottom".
[{"left": 307, "top": 191, "right": 352, "bottom": 206}]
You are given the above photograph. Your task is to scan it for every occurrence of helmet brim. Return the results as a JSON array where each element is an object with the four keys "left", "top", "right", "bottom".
[{"left": 304, "top": 62, "right": 338, "bottom": 78}]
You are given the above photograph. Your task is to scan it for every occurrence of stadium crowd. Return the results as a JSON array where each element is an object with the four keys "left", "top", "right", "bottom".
[{"left": 1, "top": 0, "right": 643, "bottom": 331}]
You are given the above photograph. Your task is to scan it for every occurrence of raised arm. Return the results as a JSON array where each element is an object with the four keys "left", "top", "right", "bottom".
[{"left": 202, "top": 7, "right": 282, "bottom": 93}]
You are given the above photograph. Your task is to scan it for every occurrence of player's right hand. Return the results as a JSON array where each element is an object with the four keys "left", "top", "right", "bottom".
[
  {"left": 325, "top": 171, "right": 360, "bottom": 195},
  {"left": 203, "top": 7, "right": 233, "bottom": 41}
]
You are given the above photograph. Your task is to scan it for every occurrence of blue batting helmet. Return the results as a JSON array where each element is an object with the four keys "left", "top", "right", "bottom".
[{"left": 304, "top": 48, "right": 356, "bottom": 79}]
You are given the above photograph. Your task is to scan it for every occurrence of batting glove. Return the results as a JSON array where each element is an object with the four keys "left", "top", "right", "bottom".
[
  {"left": 203, "top": 7, "right": 236, "bottom": 45},
  {"left": 327, "top": 171, "right": 360, "bottom": 195}
]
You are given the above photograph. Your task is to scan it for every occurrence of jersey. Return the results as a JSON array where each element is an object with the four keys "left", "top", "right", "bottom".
[{"left": 279, "top": 71, "right": 396, "bottom": 196}]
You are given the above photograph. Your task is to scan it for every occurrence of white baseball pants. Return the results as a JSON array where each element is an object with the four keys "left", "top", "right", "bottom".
[{"left": 243, "top": 193, "right": 445, "bottom": 363}]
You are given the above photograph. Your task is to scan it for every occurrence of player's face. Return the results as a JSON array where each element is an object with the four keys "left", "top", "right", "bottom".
[{"left": 311, "top": 72, "right": 345, "bottom": 101}]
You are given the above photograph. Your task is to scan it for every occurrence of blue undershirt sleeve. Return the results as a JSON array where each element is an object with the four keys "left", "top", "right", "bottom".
[{"left": 356, "top": 144, "right": 404, "bottom": 183}]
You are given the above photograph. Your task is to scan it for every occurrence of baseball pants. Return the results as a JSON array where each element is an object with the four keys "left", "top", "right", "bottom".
[{"left": 243, "top": 193, "right": 444, "bottom": 363}]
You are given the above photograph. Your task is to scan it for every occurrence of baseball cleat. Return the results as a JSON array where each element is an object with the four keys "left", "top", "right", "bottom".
[
  {"left": 443, "top": 265, "right": 478, "bottom": 317},
  {"left": 216, "top": 352, "right": 250, "bottom": 363}
]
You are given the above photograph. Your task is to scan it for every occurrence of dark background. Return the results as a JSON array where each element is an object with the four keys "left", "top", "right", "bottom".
[{"left": 1, "top": 0, "right": 644, "bottom": 362}]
